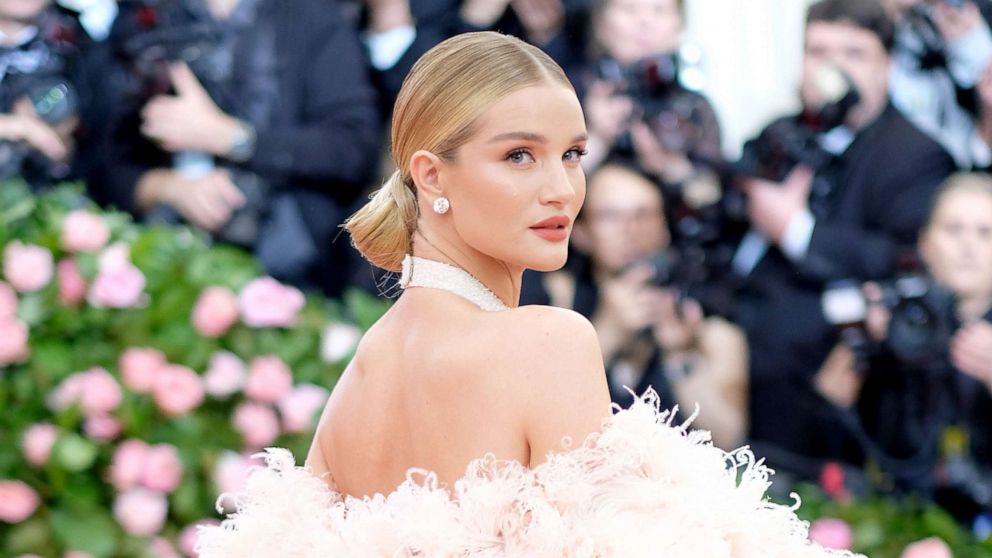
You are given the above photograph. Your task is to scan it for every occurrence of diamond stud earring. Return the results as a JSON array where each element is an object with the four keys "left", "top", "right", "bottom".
[{"left": 433, "top": 197, "right": 450, "bottom": 214}]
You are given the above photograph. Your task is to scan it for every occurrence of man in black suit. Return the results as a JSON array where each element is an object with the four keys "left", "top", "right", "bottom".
[
  {"left": 92, "top": 0, "right": 380, "bottom": 296},
  {"left": 734, "top": 0, "right": 956, "bottom": 471}
]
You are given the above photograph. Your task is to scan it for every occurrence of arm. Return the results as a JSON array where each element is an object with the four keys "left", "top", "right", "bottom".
[{"left": 668, "top": 317, "right": 749, "bottom": 449}]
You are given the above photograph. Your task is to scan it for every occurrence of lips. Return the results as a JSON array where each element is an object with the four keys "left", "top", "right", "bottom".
[{"left": 530, "top": 216, "right": 571, "bottom": 242}]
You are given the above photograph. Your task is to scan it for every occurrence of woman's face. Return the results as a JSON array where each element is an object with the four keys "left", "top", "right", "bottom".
[
  {"left": 920, "top": 189, "right": 992, "bottom": 302},
  {"left": 575, "top": 165, "right": 669, "bottom": 275},
  {"left": 595, "top": 0, "right": 682, "bottom": 66},
  {"left": 438, "top": 84, "right": 588, "bottom": 272}
]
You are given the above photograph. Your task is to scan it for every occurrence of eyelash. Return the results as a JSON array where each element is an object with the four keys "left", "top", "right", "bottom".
[{"left": 505, "top": 148, "right": 588, "bottom": 164}]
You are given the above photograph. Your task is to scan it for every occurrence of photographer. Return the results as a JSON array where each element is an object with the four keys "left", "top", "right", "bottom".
[
  {"left": 884, "top": 0, "right": 992, "bottom": 168},
  {"left": 360, "top": 0, "right": 589, "bottom": 113},
  {"left": 816, "top": 173, "right": 992, "bottom": 519},
  {"left": 734, "top": 0, "right": 956, "bottom": 467},
  {"left": 0, "top": 0, "right": 101, "bottom": 189},
  {"left": 522, "top": 161, "right": 748, "bottom": 449},
  {"left": 582, "top": 0, "right": 723, "bottom": 187},
  {"left": 92, "top": 0, "right": 380, "bottom": 295}
]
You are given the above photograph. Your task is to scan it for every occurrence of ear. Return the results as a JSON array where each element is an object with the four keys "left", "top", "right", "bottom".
[{"left": 409, "top": 150, "right": 444, "bottom": 199}]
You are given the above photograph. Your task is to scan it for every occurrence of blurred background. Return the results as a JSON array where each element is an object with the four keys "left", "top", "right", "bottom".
[{"left": 2, "top": 0, "right": 992, "bottom": 556}]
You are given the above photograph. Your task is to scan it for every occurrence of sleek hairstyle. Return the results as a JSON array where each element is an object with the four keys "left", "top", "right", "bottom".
[
  {"left": 925, "top": 172, "right": 992, "bottom": 228},
  {"left": 345, "top": 32, "right": 574, "bottom": 272},
  {"left": 806, "top": 0, "right": 895, "bottom": 53}
]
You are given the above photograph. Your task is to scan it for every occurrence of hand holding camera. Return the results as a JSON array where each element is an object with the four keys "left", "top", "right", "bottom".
[
  {"left": 0, "top": 99, "right": 72, "bottom": 163},
  {"left": 741, "top": 165, "right": 814, "bottom": 245},
  {"left": 140, "top": 62, "right": 241, "bottom": 157}
]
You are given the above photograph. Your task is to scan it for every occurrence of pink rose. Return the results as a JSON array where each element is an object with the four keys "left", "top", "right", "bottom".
[
  {"left": 238, "top": 277, "right": 305, "bottom": 328},
  {"left": 245, "top": 355, "right": 293, "bottom": 403},
  {"left": 119, "top": 347, "right": 167, "bottom": 394},
  {"left": 57, "top": 258, "right": 87, "bottom": 306},
  {"left": 808, "top": 517, "right": 853, "bottom": 550},
  {"left": 0, "top": 281, "right": 16, "bottom": 319},
  {"left": 78, "top": 368, "right": 122, "bottom": 416},
  {"left": 213, "top": 452, "right": 257, "bottom": 511},
  {"left": 3, "top": 241, "right": 53, "bottom": 293},
  {"left": 83, "top": 414, "right": 122, "bottom": 441},
  {"left": 48, "top": 372, "right": 87, "bottom": 411},
  {"left": 61, "top": 210, "right": 110, "bottom": 253},
  {"left": 88, "top": 263, "right": 145, "bottom": 309},
  {"left": 110, "top": 439, "right": 150, "bottom": 491},
  {"left": 140, "top": 444, "right": 183, "bottom": 493},
  {"left": 152, "top": 365, "right": 204, "bottom": 417},
  {"left": 192, "top": 286, "right": 239, "bottom": 338},
  {"left": 0, "top": 480, "right": 40, "bottom": 523},
  {"left": 98, "top": 243, "right": 130, "bottom": 271},
  {"left": 203, "top": 351, "right": 246, "bottom": 398},
  {"left": 233, "top": 402, "right": 280, "bottom": 449},
  {"left": 0, "top": 318, "right": 29, "bottom": 366},
  {"left": 278, "top": 384, "right": 329, "bottom": 433},
  {"left": 22, "top": 423, "right": 58, "bottom": 467},
  {"left": 113, "top": 488, "right": 167, "bottom": 536},
  {"left": 321, "top": 323, "right": 361, "bottom": 363},
  {"left": 147, "top": 537, "right": 180, "bottom": 558},
  {"left": 180, "top": 520, "right": 219, "bottom": 557},
  {"left": 900, "top": 537, "right": 953, "bottom": 558}
]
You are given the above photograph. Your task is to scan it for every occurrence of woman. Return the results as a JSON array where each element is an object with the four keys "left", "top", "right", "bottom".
[
  {"left": 526, "top": 161, "right": 748, "bottom": 449},
  {"left": 815, "top": 173, "right": 992, "bottom": 499},
  {"left": 197, "top": 32, "right": 850, "bottom": 557}
]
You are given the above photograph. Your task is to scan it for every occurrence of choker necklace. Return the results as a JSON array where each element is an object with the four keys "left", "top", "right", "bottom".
[{"left": 399, "top": 255, "right": 509, "bottom": 312}]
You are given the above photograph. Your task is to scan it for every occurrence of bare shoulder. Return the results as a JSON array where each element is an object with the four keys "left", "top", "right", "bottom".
[{"left": 487, "top": 305, "right": 612, "bottom": 462}]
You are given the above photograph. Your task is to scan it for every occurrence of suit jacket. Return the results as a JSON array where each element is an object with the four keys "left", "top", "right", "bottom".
[
  {"left": 740, "top": 102, "right": 956, "bottom": 455},
  {"left": 92, "top": 0, "right": 380, "bottom": 294}
]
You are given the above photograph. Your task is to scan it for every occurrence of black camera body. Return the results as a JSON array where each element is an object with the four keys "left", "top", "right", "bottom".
[
  {"left": 597, "top": 54, "right": 711, "bottom": 155},
  {"left": 0, "top": 10, "right": 82, "bottom": 181},
  {"left": 736, "top": 68, "right": 860, "bottom": 183}
]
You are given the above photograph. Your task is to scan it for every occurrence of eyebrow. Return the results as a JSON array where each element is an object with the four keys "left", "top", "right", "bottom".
[{"left": 487, "top": 132, "right": 588, "bottom": 144}]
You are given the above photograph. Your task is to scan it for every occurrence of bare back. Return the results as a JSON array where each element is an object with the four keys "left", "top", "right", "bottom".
[{"left": 305, "top": 288, "right": 611, "bottom": 498}]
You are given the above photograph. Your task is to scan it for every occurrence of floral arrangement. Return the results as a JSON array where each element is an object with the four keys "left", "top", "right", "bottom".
[
  {"left": 0, "top": 182, "right": 388, "bottom": 557},
  {"left": 789, "top": 464, "right": 992, "bottom": 558}
]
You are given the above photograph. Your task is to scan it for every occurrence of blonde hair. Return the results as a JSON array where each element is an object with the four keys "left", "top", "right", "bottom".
[
  {"left": 345, "top": 32, "right": 574, "bottom": 272},
  {"left": 926, "top": 172, "right": 992, "bottom": 228}
]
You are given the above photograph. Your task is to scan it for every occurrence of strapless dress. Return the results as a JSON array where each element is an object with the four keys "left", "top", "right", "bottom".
[{"left": 196, "top": 257, "right": 860, "bottom": 557}]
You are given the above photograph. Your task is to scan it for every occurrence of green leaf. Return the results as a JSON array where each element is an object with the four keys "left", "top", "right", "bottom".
[
  {"left": 52, "top": 434, "right": 99, "bottom": 473},
  {"left": 51, "top": 506, "right": 119, "bottom": 558}
]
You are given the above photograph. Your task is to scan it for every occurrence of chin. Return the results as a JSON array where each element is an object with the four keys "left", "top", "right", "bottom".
[{"left": 521, "top": 248, "right": 569, "bottom": 272}]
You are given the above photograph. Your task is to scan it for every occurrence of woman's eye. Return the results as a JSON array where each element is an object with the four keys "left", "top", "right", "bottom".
[
  {"left": 507, "top": 150, "right": 535, "bottom": 165},
  {"left": 564, "top": 148, "right": 588, "bottom": 162}
]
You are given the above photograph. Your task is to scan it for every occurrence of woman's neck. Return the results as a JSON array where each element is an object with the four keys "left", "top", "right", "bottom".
[{"left": 412, "top": 230, "right": 521, "bottom": 309}]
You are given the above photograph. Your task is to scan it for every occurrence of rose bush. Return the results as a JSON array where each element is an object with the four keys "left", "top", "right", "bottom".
[{"left": 0, "top": 183, "right": 385, "bottom": 557}]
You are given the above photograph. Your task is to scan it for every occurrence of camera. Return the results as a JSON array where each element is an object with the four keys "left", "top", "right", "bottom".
[
  {"left": 596, "top": 54, "right": 712, "bottom": 155},
  {"left": 0, "top": 10, "right": 82, "bottom": 182},
  {"left": 736, "top": 65, "right": 860, "bottom": 183},
  {"left": 628, "top": 246, "right": 738, "bottom": 318},
  {"left": 821, "top": 272, "right": 957, "bottom": 368}
]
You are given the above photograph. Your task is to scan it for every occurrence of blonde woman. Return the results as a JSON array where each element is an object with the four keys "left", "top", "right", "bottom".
[{"left": 197, "top": 32, "right": 853, "bottom": 557}]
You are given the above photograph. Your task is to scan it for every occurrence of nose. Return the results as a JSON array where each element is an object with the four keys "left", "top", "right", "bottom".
[{"left": 539, "top": 161, "right": 579, "bottom": 208}]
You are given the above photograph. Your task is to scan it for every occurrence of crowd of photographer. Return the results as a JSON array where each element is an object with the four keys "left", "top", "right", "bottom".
[{"left": 3, "top": 0, "right": 992, "bottom": 530}]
